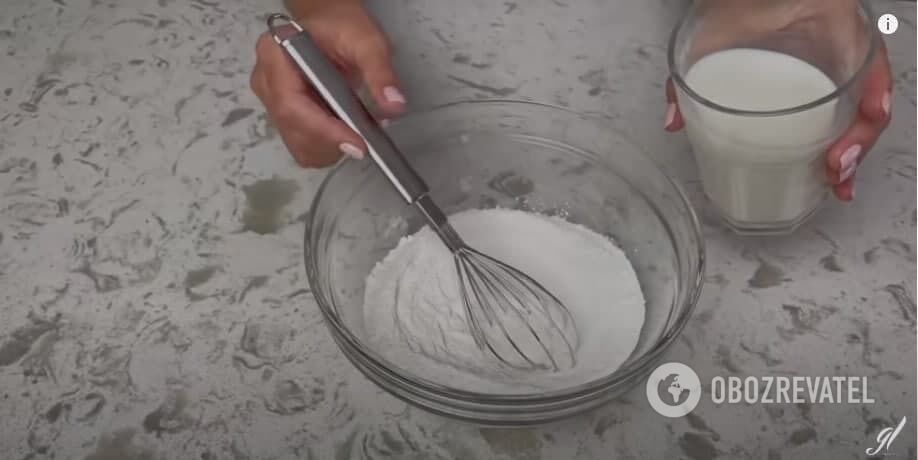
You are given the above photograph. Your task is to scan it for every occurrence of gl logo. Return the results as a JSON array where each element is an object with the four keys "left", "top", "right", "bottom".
[{"left": 865, "top": 416, "right": 907, "bottom": 456}]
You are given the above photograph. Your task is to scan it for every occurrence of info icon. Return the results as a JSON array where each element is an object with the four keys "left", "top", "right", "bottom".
[
  {"left": 646, "top": 362, "right": 702, "bottom": 418},
  {"left": 878, "top": 14, "right": 899, "bottom": 35}
]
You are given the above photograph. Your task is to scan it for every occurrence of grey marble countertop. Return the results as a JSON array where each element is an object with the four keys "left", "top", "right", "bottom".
[{"left": 0, "top": 0, "right": 915, "bottom": 459}]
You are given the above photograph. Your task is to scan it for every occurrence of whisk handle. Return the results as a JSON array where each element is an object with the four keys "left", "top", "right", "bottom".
[{"left": 267, "top": 14, "right": 428, "bottom": 204}]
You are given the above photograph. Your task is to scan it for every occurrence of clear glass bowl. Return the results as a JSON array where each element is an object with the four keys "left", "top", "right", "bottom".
[{"left": 304, "top": 100, "right": 705, "bottom": 425}]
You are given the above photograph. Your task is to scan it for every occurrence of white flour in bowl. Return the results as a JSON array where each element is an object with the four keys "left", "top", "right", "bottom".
[{"left": 362, "top": 208, "right": 646, "bottom": 393}]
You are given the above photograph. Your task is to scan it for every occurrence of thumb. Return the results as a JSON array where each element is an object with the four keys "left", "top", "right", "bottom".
[
  {"left": 664, "top": 77, "right": 685, "bottom": 132},
  {"left": 353, "top": 43, "right": 406, "bottom": 117}
]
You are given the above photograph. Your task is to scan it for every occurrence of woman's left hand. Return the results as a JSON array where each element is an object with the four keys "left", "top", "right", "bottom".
[{"left": 663, "top": 4, "right": 893, "bottom": 203}]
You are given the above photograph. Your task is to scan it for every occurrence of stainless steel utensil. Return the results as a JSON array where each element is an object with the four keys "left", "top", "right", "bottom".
[{"left": 267, "top": 14, "right": 579, "bottom": 371}]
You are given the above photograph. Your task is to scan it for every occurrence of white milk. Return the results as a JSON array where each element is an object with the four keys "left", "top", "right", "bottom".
[{"left": 680, "top": 48, "right": 840, "bottom": 228}]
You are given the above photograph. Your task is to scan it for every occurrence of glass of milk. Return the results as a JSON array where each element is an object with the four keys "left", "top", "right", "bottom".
[{"left": 667, "top": 0, "right": 878, "bottom": 235}]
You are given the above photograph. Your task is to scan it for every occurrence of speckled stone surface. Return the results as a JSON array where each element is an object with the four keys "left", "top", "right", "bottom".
[{"left": 0, "top": 0, "right": 915, "bottom": 458}]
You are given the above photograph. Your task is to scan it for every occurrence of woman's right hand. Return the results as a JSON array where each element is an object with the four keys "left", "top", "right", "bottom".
[
  {"left": 251, "top": 1, "right": 404, "bottom": 167},
  {"left": 662, "top": 0, "right": 891, "bottom": 202}
]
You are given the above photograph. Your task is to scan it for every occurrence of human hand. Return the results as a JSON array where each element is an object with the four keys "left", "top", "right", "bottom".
[
  {"left": 251, "top": 1, "right": 405, "bottom": 167},
  {"left": 663, "top": 0, "right": 892, "bottom": 202}
]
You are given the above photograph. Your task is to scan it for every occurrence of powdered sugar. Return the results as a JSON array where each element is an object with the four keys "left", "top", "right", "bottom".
[{"left": 362, "top": 208, "right": 646, "bottom": 393}]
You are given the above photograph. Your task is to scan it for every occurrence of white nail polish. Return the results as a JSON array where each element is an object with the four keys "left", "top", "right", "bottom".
[
  {"left": 339, "top": 142, "right": 364, "bottom": 160},
  {"left": 839, "top": 144, "right": 862, "bottom": 171},
  {"left": 383, "top": 86, "right": 406, "bottom": 104},
  {"left": 839, "top": 164, "right": 856, "bottom": 182},
  {"left": 664, "top": 103, "right": 676, "bottom": 129}
]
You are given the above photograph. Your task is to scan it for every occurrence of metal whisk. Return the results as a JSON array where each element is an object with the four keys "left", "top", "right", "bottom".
[{"left": 268, "top": 14, "right": 579, "bottom": 371}]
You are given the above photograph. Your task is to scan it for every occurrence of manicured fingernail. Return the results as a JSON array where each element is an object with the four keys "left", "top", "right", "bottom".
[
  {"left": 339, "top": 142, "right": 364, "bottom": 160},
  {"left": 839, "top": 163, "right": 856, "bottom": 182},
  {"left": 383, "top": 86, "right": 405, "bottom": 104},
  {"left": 882, "top": 90, "right": 891, "bottom": 117},
  {"left": 664, "top": 103, "right": 676, "bottom": 129},
  {"left": 839, "top": 144, "right": 862, "bottom": 171}
]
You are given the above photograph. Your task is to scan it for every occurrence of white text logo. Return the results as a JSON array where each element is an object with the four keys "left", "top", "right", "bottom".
[
  {"left": 711, "top": 376, "right": 875, "bottom": 404},
  {"left": 865, "top": 416, "right": 907, "bottom": 456}
]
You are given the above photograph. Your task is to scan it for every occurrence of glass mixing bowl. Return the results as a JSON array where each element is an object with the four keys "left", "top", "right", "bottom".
[{"left": 305, "top": 100, "right": 705, "bottom": 425}]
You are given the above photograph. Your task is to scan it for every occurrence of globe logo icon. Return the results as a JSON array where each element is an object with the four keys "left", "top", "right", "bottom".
[
  {"left": 657, "top": 372, "right": 692, "bottom": 406},
  {"left": 646, "top": 362, "right": 702, "bottom": 417}
]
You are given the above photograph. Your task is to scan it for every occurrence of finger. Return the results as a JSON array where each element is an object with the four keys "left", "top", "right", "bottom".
[
  {"left": 252, "top": 56, "right": 343, "bottom": 166},
  {"left": 823, "top": 38, "right": 892, "bottom": 180},
  {"left": 257, "top": 32, "right": 368, "bottom": 162},
  {"left": 270, "top": 92, "right": 367, "bottom": 160},
  {"left": 664, "top": 78, "right": 685, "bottom": 132},
  {"left": 256, "top": 31, "right": 310, "bottom": 94},
  {"left": 352, "top": 39, "right": 406, "bottom": 117},
  {"left": 251, "top": 63, "right": 269, "bottom": 106},
  {"left": 858, "top": 38, "right": 893, "bottom": 122},
  {"left": 254, "top": 66, "right": 340, "bottom": 167},
  {"left": 824, "top": 107, "right": 889, "bottom": 178},
  {"left": 825, "top": 131, "right": 864, "bottom": 182},
  {"left": 833, "top": 173, "right": 855, "bottom": 202},
  {"left": 280, "top": 130, "right": 342, "bottom": 168}
]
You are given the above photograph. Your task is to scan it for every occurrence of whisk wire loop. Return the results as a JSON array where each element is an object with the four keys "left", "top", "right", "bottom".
[
  {"left": 461, "top": 253, "right": 545, "bottom": 369},
  {"left": 455, "top": 247, "right": 579, "bottom": 372}
]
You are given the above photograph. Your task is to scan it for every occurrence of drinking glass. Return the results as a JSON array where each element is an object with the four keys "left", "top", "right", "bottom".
[{"left": 668, "top": 0, "right": 878, "bottom": 235}]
